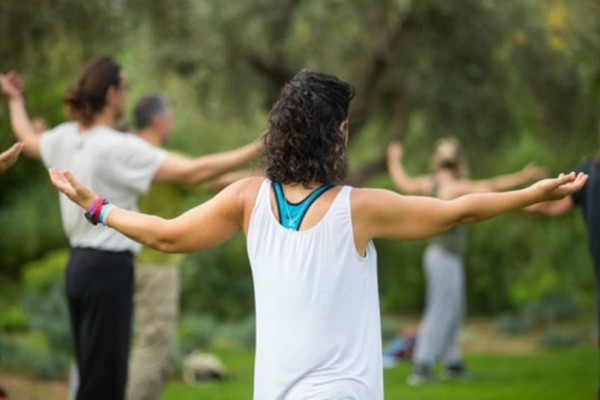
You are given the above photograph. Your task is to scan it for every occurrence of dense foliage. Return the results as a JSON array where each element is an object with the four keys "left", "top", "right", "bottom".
[{"left": 1, "top": 0, "right": 599, "bottom": 333}]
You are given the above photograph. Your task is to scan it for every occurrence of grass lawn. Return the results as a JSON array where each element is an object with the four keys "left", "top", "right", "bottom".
[{"left": 164, "top": 346, "right": 598, "bottom": 400}]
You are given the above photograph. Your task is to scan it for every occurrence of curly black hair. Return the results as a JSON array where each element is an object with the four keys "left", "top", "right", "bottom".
[{"left": 265, "top": 69, "right": 355, "bottom": 187}]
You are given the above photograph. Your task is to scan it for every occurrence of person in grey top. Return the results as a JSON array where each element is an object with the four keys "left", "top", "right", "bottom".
[{"left": 387, "top": 138, "right": 545, "bottom": 385}]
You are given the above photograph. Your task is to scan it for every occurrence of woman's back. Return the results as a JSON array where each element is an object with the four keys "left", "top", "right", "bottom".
[{"left": 246, "top": 179, "right": 383, "bottom": 400}]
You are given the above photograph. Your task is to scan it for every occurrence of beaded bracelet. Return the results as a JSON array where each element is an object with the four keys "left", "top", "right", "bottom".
[
  {"left": 99, "top": 204, "right": 115, "bottom": 225},
  {"left": 84, "top": 197, "right": 107, "bottom": 225}
]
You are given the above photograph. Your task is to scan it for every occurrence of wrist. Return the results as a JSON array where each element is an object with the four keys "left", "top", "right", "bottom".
[
  {"left": 525, "top": 183, "right": 544, "bottom": 205},
  {"left": 83, "top": 197, "right": 100, "bottom": 210},
  {"left": 84, "top": 197, "right": 107, "bottom": 225},
  {"left": 7, "top": 94, "right": 23, "bottom": 103}
]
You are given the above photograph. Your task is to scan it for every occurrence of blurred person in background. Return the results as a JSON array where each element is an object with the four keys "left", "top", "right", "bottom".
[
  {"left": 127, "top": 94, "right": 261, "bottom": 400},
  {"left": 0, "top": 57, "right": 262, "bottom": 400},
  {"left": 527, "top": 122, "right": 600, "bottom": 399},
  {"left": 387, "top": 138, "right": 545, "bottom": 385}
]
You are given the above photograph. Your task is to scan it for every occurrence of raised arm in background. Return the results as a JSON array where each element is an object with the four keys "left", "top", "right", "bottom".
[
  {"left": 387, "top": 140, "right": 546, "bottom": 199},
  {"left": 456, "top": 163, "right": 546, "bottom": 194},
  {"left": 153, "top": 140, "right": 263, "bottom": 185},
  {"left": 0, "top": 72, "right": 41, "bottom": 159},
  {"left": 387, "top": 141, "right": 434, "bottom": 195},
  {"left": 1, "top": 71, "right": 264, "bottom": 182}
]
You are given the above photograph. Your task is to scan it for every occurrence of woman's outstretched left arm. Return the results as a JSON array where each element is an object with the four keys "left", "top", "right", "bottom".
[{"left": 49, "top": 168, "right": 252, "bottom": 253}]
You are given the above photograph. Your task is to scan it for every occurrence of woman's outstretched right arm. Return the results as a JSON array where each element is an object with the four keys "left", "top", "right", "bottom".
[
  {"left": 49, "top": 168, "right": 256, "bottom": 253},
  {"left": 352, "top": 172, "right": 588, "bottom": 250}
]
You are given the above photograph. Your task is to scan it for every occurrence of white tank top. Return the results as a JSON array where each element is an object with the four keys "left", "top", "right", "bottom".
[{"left": 247, "top": 179, "right": 383, "bottom": 400}]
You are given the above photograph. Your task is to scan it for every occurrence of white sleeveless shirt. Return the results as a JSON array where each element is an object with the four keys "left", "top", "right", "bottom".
[{"left": 247, "top": 179, "right": 383, "bottom": 400}]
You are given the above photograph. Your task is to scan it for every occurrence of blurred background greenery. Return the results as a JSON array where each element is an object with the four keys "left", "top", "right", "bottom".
[{"left": 0, "top": 0, "right": 599, "bottom": 380}]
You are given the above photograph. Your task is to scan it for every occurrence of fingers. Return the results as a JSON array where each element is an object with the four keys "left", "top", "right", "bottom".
[
  {"left": 0, "top": 143, "right": 23, "bottom": 166},
  {"left": 64, "top": 170, "right": 82, "bottom": 191},
  {"left": 11, "top": 142, "right": 24, "bottom": 154},
  {"left": 6, "top": 142, "right": 23, "bottom": 163},
  {"left": 572, "top": 172, "right": 589, "bottom": 188},
  {"left": 48, "top": 167, "right": 65, "bottom": 187},
  {"left": 557, "top": 172, "right": 588, "bottom": 193},
  {"left": 5, "top": 142, "right": 23, "bottom": 156},
  {"left": 556, "top": 171, "right": 576, "bottom": 184}
]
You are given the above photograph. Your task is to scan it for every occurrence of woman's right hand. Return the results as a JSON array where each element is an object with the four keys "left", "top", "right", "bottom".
[{"left": 531, "top": 172, "right": 587, "bottom": 202}]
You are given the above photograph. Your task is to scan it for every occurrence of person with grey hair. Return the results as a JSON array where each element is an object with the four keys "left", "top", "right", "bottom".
[
  {"left": 128, "top": 94, "right": 259, "bottom": 400},
  {"left": 127, "top": 94, "right": 179, "bottom": 400},
  {"left": 0, "top": 59, "right": 262, "bottom": 400}
]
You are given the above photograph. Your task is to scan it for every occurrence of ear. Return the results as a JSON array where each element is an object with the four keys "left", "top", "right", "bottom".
[
  {"left": 339, "top": 119, "right": 348, "bottom": 135},
  {"left": 153, "top": 114, "right": 166, "bottom": 130},
  {"left": 105, "top": 85, "right": 119, "bottom": 104}
]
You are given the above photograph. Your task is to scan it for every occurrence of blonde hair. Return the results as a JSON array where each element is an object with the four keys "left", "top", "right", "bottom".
[{"left": 430, "top": 137, "right": 468, "bottom": 177}]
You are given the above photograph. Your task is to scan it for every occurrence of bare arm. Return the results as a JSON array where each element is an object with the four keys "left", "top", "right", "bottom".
[
  {"left": 525, "top": 196, "right": 574, "bottom": 216},
  {"left": 458, "top": 163, "right": 546, "bottom": 194},
  {"left": 48, "top": 168, "right": 259, "bottom": 253},
  {"left": 353, "top": 172, "right": 587, "bottom": 248},
  {"left": 153, "top": 140, "right": 263, "bottom": 185},
  {"left": 0, "top": 142, "right": 24, "bottom": 173},
  {"left": 386, "top": 141, "right": 432, "bottom": 195},
  {"left": 0, "top": 72, "right": 41, "bottom": 159},
  {"left": 209, "top": 169, "right": 264, "bottom": 193}
]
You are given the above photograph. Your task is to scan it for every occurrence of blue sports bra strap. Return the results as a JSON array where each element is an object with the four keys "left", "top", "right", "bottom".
[
  {"left": 272, "top": 181, "right": 286, "bottom": 224},
  {"left": 272, "top": 181, "right": 335, "bottom": 230},
  {"left": 294, "top": 183, "right": 334, "bottom": 229}
]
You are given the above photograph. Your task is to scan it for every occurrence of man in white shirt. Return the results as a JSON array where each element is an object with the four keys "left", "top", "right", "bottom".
[{"left": 0, "top": 57, "right": 262, "bottom": 400}]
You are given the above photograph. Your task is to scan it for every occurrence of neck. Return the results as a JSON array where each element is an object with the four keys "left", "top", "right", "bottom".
[
  {"left": 284, "top": 181, "right": 323, "bottom": 190},
  {"left": 137, "top": 129, "right": 163, "bottom": 147},
  {"left": 81, "top": 108, "right": 118, "bottom": 130}
]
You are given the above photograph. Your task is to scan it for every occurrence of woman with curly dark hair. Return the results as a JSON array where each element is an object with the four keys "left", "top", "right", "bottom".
[{"left": 49, "top": 69, "right": 586, "bottom": 399}]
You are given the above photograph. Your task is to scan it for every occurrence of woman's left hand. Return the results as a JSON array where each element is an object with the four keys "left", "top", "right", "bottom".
[{"left": 48, "top": 168, "right": 99, "bottom": 209}]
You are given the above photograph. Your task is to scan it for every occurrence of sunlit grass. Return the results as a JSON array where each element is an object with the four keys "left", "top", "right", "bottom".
[{"left": 164, "top": 346, "right": 598, "bottom": 400}]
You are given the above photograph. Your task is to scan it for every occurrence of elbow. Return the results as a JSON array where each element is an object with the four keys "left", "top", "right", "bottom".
[
  {"left": 181, "top": 165, "right": 215, "bottom": 185},
  {"left": 181, "top": 173, "right": 199, "bottom": 185},
  {"left": 148, "top": 236, "right": 179, "bottom": 253},
  {"left": 23, "top": 145, "right": 39, "bottom": 159},
  {"left": 172, "top": 169, "right": 203, "bottom": 185},
  {"left": 143, "top": 220, "right": 180, "bottom": 253}
]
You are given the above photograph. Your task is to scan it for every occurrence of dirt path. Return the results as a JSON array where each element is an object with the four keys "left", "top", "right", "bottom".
[{"left": 0, "top": 374, "right": 68, "bottom": 400}]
